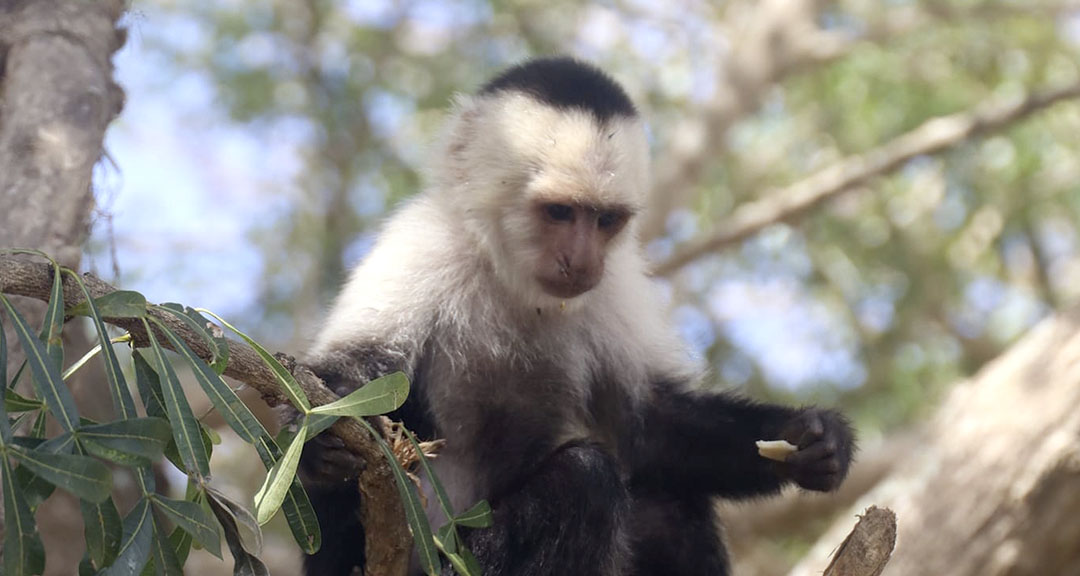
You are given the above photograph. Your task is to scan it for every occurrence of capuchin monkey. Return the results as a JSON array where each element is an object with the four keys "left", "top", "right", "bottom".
[{"left": 295, "top": 57, "right": 855, "bottom": 576}]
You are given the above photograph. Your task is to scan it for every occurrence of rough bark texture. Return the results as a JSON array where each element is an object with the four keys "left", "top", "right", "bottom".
[
  {"left": 789, "top": 305, "right": 1080, "bottom": 576},
  {"left": 0, "top": 256, "right": 413, "bottom": 576},
  {"left": 0, "top": 1, "right": 128, "bottom": 574}
]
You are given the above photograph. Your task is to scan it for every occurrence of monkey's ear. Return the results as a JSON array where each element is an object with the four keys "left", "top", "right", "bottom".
[{"left": 444, "top": 97, "right": 483, "bottom": 163}]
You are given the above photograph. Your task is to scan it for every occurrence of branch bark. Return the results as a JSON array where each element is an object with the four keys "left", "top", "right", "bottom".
[
  {"left": 0, "top": 256, "right": 411, "bottom": 576},
  {"left": 651, "top": 80, "right": 1080, "bottom": 277},
  {"left": 788, "top": 304, "right": 1080, "bottom": 576}
]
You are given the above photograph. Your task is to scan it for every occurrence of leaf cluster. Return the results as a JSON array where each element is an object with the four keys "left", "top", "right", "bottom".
[{"left": 1, "top": 253, "right": 490, "bottom": 575}]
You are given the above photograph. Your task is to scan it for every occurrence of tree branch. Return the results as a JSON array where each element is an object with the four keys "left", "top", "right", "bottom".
[
  {"left": 0, "top": 255, "right": 411, "bottom": 576},
  {"left": 651, "top": 80, "right": 1080, "bottom": 277},
  {"left": 822, "top": 506, "right": 897, "bottom": 576},
  {"left": 641, "top": 0, "right": 852, "bottom": 242}
]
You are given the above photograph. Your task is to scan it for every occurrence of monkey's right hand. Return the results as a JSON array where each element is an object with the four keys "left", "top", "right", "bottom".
[
  {"left": 280, "top": 404, "right": 366, "bottom": 486},
  {"left": 298, "top": 431, "right": 366, "bottom": 486}
]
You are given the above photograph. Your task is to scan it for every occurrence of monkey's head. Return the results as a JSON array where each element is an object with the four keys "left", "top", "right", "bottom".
[{"left": 431, "top": 58, "right": 651, "bottom": 310}]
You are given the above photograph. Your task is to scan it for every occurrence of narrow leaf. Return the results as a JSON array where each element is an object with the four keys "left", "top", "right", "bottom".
[
  {"left": 436, "top": 523, "right": 458, "bottom": 554},
  {"left": 158, "top": 304, "right": 229, "bottom": 375},
  {"left": 198, "top": 309, "right": 309, "bottom": 411},
  {"left": 133, "top": 351, "right": 166, "bottom": 419},
  {"left": 156, "top": 325, "right": 263, "bottom": 446},
  {"left": 40, "top": 262, "right": 65, "bottom": 372},
  {"left": 78, "top": 418, "right": 171, "bottom": 467},
  {"left": 167, "top": 525, "right": 193, "bottom": 567},
  {"left": 358, "top": 418, "right": 440, "bottom": 575},
  {"left": 68, "top": 274, "right": 140, "bottom": 419},
  {"left": 151, "top": 495, "right": 222, "bottom": 559},
  {"left": 1, "top": 294, "right": 80, "bottom": 431},
  {"left": 5, "top": 387, "right": 44, "bottom": 413},
  {"left": 10, "top": 445, "right": 112, "bottom": 502},
  {"left": 102, "top": 498, "right": 154, "bottom": 576},
  {"left": 3, "top": 456, "right": 46, "bottom": 576},
  {"left": 82, "top": 497, "right": 123, "bottom": 569},
  {"left": 12, "top": 432, "right": 75, "bottom": 509},
  {"left": 310, "top": 372, "right": 410, "bottom": 417},
  {"left": 148, "top": 513, "right": 185, "bottom": 576},
  {"left": 254, "top": 419, "right": 306, "bottom": 525},
  {"left": 207, "top": 491, "right": 270, "bottom": 576},
  {"left": 67, "top": 290, "right": 147, "bottom": 319},
  {"left": 0, "top": 315, "right": 10, "bottom": 443},
  {"left": 455, "top": 500, "right": 494, "bottom": 529},
  {"left": 205, "top": 486, "right": 263, "bottom": 556},
  {"left": 143, "top": 319, "right": 210, "bottom": 477}
]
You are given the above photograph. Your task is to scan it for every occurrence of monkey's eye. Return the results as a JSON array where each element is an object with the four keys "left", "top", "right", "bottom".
[
  {"left": 545, "top": 203, "right": 574, "bottom": 222},
  {"left": 597, "top": 211, "right": 625, "bottom": 230}
]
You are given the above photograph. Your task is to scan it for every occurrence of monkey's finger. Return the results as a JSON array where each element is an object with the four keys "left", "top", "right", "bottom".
[
  {"left": 788, "top": 414, "right": 825, "bottom": 449},
  {"left": 784, "top": 441, "right": 835, "bottom": 467}
]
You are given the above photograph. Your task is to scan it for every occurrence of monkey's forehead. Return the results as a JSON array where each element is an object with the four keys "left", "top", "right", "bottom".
[{"left": 477, "top": 93, "right": 651, "bottom": 206}]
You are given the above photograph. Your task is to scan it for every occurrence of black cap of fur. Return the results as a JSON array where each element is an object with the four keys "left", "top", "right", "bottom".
[{"left": 479, "top": 57, "right": 637, "bottom": 122}]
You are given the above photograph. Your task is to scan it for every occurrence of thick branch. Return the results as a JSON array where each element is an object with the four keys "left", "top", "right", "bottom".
[
  {"left": 651, "top": 80, "right": 1080, "bottom": 277},
  {"left": 822, "top": 506, "right": 897, "bottom": 576},
  {"left": 0, "top": 256, "right": 411, "bottom": 575}
]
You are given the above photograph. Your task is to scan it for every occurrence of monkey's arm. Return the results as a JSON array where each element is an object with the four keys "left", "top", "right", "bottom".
[
  {"left": 290, "top": 345, "right": 426, "bottom": 575},
  {"left": 630, "top": 382, "right": 855, "bottom": 499}
]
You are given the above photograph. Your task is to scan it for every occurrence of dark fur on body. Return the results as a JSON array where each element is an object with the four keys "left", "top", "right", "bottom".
[{"left": 295, "top": 58, "right": 855, "bottom": 576}]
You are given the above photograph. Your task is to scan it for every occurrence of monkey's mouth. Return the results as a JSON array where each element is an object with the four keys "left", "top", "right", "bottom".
[{"left": 536, "top": 274, "right": 597, "bottom": 299}]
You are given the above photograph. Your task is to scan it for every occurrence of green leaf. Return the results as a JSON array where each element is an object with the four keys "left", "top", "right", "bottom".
[
  {"left": 102, "top": 498, "right": 154, "bottom": 576},
  {"left": 77, "top": 418, "right": 171, "bottom": 467},
  {"left": 155, "top": 324, "right": 264, "bottom": 447},
  {"left": 207, "top": 490, "right": 270, "bottom": 576},
  {"left": 1, "top": 294, "right": 80, "bottom": 431},
  {"left": 310, "top": 372, "right": 410, "bottom": 417},
  {"left": 67, "top": 274, "right": 140, "bottom": 419},
  {"left": 30, "top": 408, "right": 47, "bottom": 438},
  {"left": 133, "top": 351, "right": 166, "bottom": 419},
  {"left": 67, "top": 290, "right": 147, "bottom": 319},
  {"left": 40, "top": 262, "right": 65, "bottom": 372},
  {"left": 82, "top": 497, "right": 123, "bottom": 570},
  {"left": 12, "top": 432, "right": 75, "bottom": 510},
  {"left": 151, "top": 323, "right": 320, "bottom": 552},
  {"left": 254, "top": 418, "right": 306, "bottom": 525},
  {"left": 143, "top": 319, "right": 210, "bottom": 477},
  {"left": 167, "top": 525, "right": 193, "bottom": 567},
  {"left": 3, "top": 456, "right": 46, "bottom": 576},
  {"left": 198, "top": 309, "right": 309, "bottom": 411},
  {"left": 9, "top": 444, "right": 112, "bottom": 503},
  {"left": 358, "top": 418, "right": 440, "bottom": 575},
  {"left": 436, "top": 522, "right": 458, "bottom": 554},
  {"left": 455, "top": 500, "right": 494, "bottom": 529},
  {"left": 305, "top": 413, "right": 339, "bottom": 440},
  {"left": 0, "top": 315, "right": 10, "bottom": 444},
  {"left": 148, "top": 511, "right": 186, "bottom": 576},
  {"left": 151, "top": 495, "right": 222, "bottom": 559},
  {"left": 158, "top": 304, "right": 230, "bottom": 375},
  {"left": 5, "top": 386, "right": 44, "bottom": 413},
  {"left": 205, "top": 486, "right": 262, "bottom": 556}
]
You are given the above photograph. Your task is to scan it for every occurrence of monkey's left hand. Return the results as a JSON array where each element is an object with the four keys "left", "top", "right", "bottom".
[{"left": 775, "top": 409, "right": 855, "bottom": 492}]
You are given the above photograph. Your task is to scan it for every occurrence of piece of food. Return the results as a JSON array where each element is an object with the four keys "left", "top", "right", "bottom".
[{"left": 756, "top": 439, "right": 798, "bottom": 462}]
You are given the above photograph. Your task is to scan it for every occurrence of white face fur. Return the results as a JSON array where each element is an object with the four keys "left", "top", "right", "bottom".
[{"left": 431, "top": 91, "right": 652, "bottom": 312}]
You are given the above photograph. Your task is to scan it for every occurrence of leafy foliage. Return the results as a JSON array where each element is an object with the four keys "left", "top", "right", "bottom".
[{"left": 0, "top": 258, "right": 489, "bottom": 575}]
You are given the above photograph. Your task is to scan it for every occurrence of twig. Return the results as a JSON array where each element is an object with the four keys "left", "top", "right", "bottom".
[{"left": 651, "top": 81, "right": 1080, "bottom": 277}]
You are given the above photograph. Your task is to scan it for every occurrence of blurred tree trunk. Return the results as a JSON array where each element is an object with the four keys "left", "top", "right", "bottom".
[
  {"left": 789, "top": 304, "right": 1080, "bottom": 576},
  {"left": 0, "top": 0, "right": 127, "bottom": 573}
]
